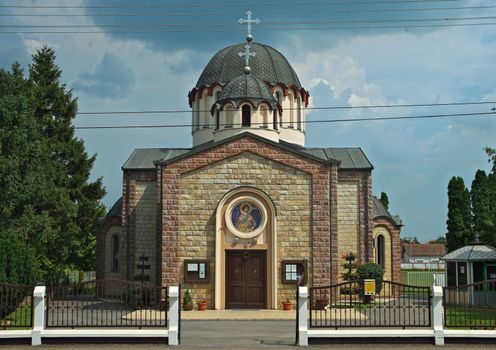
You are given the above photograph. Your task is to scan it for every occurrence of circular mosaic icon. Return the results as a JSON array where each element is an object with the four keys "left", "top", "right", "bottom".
[{"left": 231, "top": 202, "right": 262, "bottom": 233}]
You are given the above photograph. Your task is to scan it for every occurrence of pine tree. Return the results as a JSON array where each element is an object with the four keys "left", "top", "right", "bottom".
[
  {"left": 379, "top": 192, "right": 389, "bottom": 210},
  {"left": 0, "top": 48, "right": 105, "bottom": 284},
  {"left": 446, "top": 176, "right": 472, "bottom": 252},
  {"left": 471, "top": 170, "right": 492, "bottom": 244},
  {"left": 28, "top": 47, "right": 106, "bottom": 278}
]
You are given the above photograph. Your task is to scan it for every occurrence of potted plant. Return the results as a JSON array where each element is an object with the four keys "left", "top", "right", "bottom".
[
  {"left": 197, "top": 298, "right": 208, "bottom": 311},
  {"left": 313, "top": 296, "right": 329, "bottom": 310},
  {"left": 282, "top": 298, "right": 293, "bottom": 311},
  {"left": 183, "top": 289, "right": 193, "bottom": 311}
]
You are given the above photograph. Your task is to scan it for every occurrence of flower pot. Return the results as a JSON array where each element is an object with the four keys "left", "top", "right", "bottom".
[
  {"left": 198, "top": 302, "right": 208, "bottom": 311},
  {"left": 282, "top": 302, "right": 293, "bottom": 311},
  {"left": 183, "top": 303, "right": 193, "bottom": 311}
]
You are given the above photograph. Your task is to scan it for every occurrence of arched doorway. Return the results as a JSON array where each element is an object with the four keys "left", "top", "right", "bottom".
[{"left": 214, "top": 187, "right": 277, "bottom": 309}]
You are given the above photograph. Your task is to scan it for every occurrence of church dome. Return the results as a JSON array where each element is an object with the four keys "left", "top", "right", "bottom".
[
  {"left": 217, "top": 74, "right": 277, "bottom": 107},
  {"left": 196, "top": 43, "right": 302, "bottom": 88}
]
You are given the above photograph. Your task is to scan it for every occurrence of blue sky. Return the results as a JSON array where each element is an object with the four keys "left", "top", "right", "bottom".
[{"left": 1, "top": 0, "right": 495, "bottom": 242}]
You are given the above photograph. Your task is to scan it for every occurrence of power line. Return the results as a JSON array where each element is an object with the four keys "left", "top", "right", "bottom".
[
  {"left": 2, "top": 5, "right": 495, "bottom": 17},
  {"left": 69, "top": 111, "right": 495, "bottom": 129},
  {"left": 0, "top": 0, "right": 461, "bottom": 9},
  {"left": 2, "top": 21, "right": 496, "bottom": 34},
  {"left": 2, "top": 15, "right": 495, "bottom": 28},
  {"left": 76, "top": 101, "right": 496, "bottom": 116}
]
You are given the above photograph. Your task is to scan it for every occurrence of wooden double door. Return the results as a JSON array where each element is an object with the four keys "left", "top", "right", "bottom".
[{"left": 226, "top": 251, "right": 266, "bottom": 309}]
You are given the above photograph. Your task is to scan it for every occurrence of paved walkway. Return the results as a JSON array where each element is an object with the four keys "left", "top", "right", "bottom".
[{"left": 180, "top": 309, "right": 296, "bottom": 320}]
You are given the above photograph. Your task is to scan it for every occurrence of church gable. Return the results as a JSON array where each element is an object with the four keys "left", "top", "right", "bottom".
[{"left": 179, "top": 152, "right": 312, "bottom": 305}]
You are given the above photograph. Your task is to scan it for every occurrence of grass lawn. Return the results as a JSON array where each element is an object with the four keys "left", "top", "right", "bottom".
[
  {"left": 1, "top": 305, "right": 32, "bottom": 328},
  {"left": 445, "top": 307, "right": 496, "bottom": 328}
]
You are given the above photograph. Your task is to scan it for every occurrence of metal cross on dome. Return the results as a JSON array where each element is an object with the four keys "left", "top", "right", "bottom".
[
  {"left": 238, "top": 11, "right": 260, "bottom": 73},
  {"left": 239, "top": 10, "right": 260, "bottom": 38}
]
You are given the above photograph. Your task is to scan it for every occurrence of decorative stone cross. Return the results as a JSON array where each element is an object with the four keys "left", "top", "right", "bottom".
[{"left": 239, "top": 10, "right": 260, "bottom": 38}]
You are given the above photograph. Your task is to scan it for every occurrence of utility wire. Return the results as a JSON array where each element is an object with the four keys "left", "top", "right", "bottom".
[
  {"left": 2, "top": 5, "right": 495, "bottom": 16},
  {"left": 0, "top": 0, "right": 462, "bottom": 9},
  {"left": 76, "top": 101, "right": 496, "bottom": 116},
  {"left": 71, "top": 111, "right": 496, "bottom": 129},
  {"left": 2, "top": 15, "right": 495, "bottom": 28},
  {"left": 3, "top": 21, "right": 496, "bottom": 33}
]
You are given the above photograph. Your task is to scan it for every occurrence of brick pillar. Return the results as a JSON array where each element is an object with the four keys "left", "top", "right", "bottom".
[
  {"left": 161, "top": 166, "right": 181, "bottom": 286},
  {"left": 311, "top": 166, "right": 331, "bottom": 287}
]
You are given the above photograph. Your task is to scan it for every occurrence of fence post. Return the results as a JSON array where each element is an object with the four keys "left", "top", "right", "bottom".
[
  {"left": 31, "top": 286, "right": 46, "bottom": 346},
  {"left": 432, "top": 285, "right": 444, "bottom": 346},
  {"left": 298, "top": 286, "right": 308, "bottom": 346},
  {"left": 168, "top": 286, "right": 179, "bottom": 346}
]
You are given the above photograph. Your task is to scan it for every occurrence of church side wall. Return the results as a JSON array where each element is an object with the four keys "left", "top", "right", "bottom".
[
  {"left": 336, "top": 170, "right": 373, "bottom": 281},
  {"left": 134, "top": 181, "right": 158, "bottom": 284},
  {"left": 122, "top": 170, "right": 157, "bottom": 284},
  {"left": 178, "top": 152, "right": 312, "bottom": 307}
]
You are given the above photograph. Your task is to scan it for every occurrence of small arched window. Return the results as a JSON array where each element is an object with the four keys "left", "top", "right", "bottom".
[
  {"left": 260, "top": 105, "right": 269, "bottom": 128},
  {"left": 288, "top": 92, "right": 295, "bottom": 127},
  {"left": 111, "top": 235, "right": 119, "bottom": 272},
  {"left": 376, "top": 235, "right": 385, "bottom": 270},
  {"left": 225, "top": 105, "right": 233, "bottom": 128},
  {"left": 242, "top": 105, "right": 251, "bottom": 127}
]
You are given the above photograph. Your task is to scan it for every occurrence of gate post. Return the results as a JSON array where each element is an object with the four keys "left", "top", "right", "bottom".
[
  {"left": 168, "top": 286, "right": 179, "bottom": 346},
  {"left": 432, "top": 286, "right": 444, "bottom": 346},
  {"left": 298, "top": 286, "right": 308, "bottom": 346},
  {"left": 31, "top": 286, "right": 46, "bottom": 346}
]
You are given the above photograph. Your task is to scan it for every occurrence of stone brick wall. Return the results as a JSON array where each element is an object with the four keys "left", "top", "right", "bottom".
[
  {"left": 336, "top": 170, "right": 373, "bottom": 283},
  {"left": 159, "top": 135, "right": 331, "bottom": 290},
  {"left": 121, "top": 170, "right": 157, "bottom": 284},
  {"left": 336, "top": 182, "right": 359, "bottom": 281},
  {"left": 179, "top": 152, "right": 312, "bottom": 305},
  {"left": 134, "top": 181, "right": 158, "bottom": 284}
]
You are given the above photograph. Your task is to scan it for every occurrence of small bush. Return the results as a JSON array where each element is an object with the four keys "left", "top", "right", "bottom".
[{"left": 357, "top": 263, "right": 384, "bottom": 303}]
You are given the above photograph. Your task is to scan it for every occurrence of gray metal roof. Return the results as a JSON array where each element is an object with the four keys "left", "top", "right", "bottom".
[
  {"left": 122, "top": 148, "right": 190, "bottom": 170},
  {"left": 441, "top": 244, "right": 496, "bottom": 261},
  {"left": 196, "top": 43, "right": 302, "bottom": 88},
  {"left": 217, "top": 74, "right": 277, "bottom": 104},
  {"left": 300, "top": 147, "right": 373, "bottom": 169},
  {"left": 372, "top": 196, "right": 402, "bottom": 226},
  {"left": 123, "top": 137, "right": 372, "bottom": 171}
]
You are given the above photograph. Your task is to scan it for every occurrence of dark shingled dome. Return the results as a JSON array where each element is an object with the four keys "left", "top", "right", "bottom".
[
  {"left": 217, "top": 74, "right": 277, "bottom": 103},
  {"left": 196, "top": 42, "right": 302, "bottom": 88}
]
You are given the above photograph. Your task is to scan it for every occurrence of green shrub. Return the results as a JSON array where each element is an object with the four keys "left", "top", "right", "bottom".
[
  {"left": 183, "top": 289, "right": 192, "bottom": 305},
  {"left": 357, "top": 263, "right": 384, "bottom": 303}
]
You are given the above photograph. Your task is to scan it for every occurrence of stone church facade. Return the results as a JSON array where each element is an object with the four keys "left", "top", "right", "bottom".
[{"left": 96, "top": 34, "right": 402, "bottom": 310}]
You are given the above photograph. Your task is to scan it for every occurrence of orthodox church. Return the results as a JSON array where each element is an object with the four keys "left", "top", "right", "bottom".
[{"left": 96, "top": 15, "right": 402, "bottom": 309}]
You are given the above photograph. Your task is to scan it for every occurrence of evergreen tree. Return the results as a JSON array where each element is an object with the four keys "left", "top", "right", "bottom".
[
  {"left": 379, "top": 192, "right": 389, "bottom": 210},
  {"left": 0, "top": 48, "right": 105, "bottom": 284},
  {"left": 446, "top": 176, "right": 472, "bottom": 252},
  {"left": 486, "top": 148, "right": 496, "bottom": 246},
  {"left": 471, "top": 170, "right": 492, "bottom": 245}
]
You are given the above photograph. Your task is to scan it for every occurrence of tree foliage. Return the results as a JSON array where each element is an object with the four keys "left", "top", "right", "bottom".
[
  {"left": 0, "top": 48, "right": 105, "bottom": 285},
  {"left": 446, "top": 177, "right": 472, "bottom": 252},
  {"left": 446, "top": 148, "right": 496, "bottom": 252},
  {"left": 379, "top": 192, "right": 389, "bottom": 210}
]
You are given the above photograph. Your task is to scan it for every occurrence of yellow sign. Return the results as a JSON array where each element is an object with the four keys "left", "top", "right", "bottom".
[{"left": 364, "top": 279, "right": 376, "bottom": 296}]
